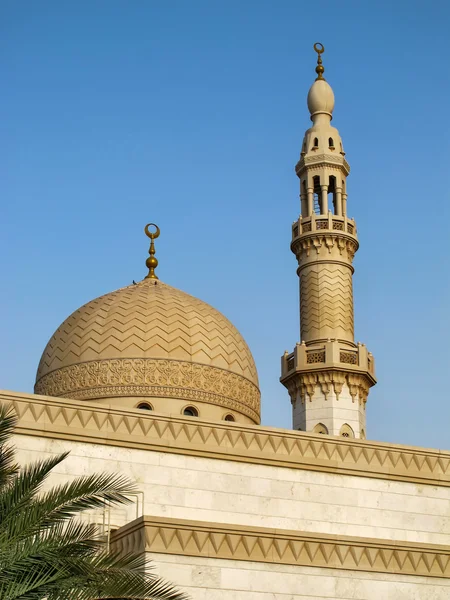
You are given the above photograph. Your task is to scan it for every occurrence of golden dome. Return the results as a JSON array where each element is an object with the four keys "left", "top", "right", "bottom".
[{"left": 35, "top": 278, "right": 260, "bottom": 423}]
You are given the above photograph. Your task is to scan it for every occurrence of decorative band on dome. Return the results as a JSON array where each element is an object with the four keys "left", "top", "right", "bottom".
[{"left": 34, "top": 357, "right": 261, "bottom": 423}]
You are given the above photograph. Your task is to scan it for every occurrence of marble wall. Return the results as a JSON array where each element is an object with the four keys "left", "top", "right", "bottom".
[
  {"left": 153, "top": 553, "right": 450, "bottom": 599},
  {"left": 14, "top": 434, "right": 450, "bottom": 546}
]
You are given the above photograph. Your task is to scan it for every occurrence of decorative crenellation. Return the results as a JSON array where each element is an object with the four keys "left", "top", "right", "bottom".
[
  {"left": 34, "top": 358, "right": 260, "bottom": 423},
  {"left": 111, "top": 516, "right": 450, "bottom": 579},
  {"left": 282, "top": 341, "right": 375, "bottom": 377},
  {"left": 285, "top": 370, "right": 368, "bottom": 403},
  {"left": 292, "top": 234, "right": 358, "bottom": 264},
  {"left": 4, "top": 391, "right": 450, "bottom": 487},
  {"left": 282, "top": 340, "right": 375, "bottom": 401}
]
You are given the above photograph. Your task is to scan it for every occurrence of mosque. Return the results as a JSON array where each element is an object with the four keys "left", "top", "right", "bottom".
[{"left": 2, "top": 44, "right": 449, "bottom": 598}]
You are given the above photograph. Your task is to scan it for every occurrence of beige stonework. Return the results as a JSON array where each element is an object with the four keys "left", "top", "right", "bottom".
[
  {"left": 111, "top": 515, "right": 450, "bottom": 579},
  {"left": 152, "top": 554, "right": 450, "bottom": 600},
  {"left": 34, "top": 278, "right": 260, "bottom": 423},
  {"left": 281, "top": 57, "right": 375, "bottom": 437},
  {"left": 5, "top": 391, "right": 449, "bottom": 488},
  {"left": 14, "top": 428, "right": 450, "bottom": 546}
]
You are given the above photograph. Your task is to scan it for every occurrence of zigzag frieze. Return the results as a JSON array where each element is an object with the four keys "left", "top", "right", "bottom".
[
  {"left": 111, "top": 516, "right": 450, "bottom": 578},
  {"left": 7, "top": 391, "right": 450, "bottom": 489},
  {"left": 37, "top": 280, "right": 259, "bottom": 389}
]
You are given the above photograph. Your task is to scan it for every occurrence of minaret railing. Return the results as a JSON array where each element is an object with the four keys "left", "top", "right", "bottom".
[{"left": 292, "top": 213, "right": 357, "bottom": 240}]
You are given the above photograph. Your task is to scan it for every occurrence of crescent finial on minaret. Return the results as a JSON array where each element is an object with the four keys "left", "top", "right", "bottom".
[{"left": 314, "top": 42, "right": 325, "bottom": 80}]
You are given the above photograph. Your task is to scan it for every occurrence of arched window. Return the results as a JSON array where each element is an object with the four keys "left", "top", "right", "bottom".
[
  {"left": 339, "top": 424, "right": 354, "bottom": 438},
  {"left": 313, "top": 423, "right": 328, "bottom": 435},
  {"left": 136, "top": 402, "right": 153, "bottom": 411},
  {"left": 313, "top": 175, "right": 321, "bottom": 214},
  {"left": 183, "top": 406, "right": 198, "bottom": 417},
  {"left": 328, "top": 137, "right": 334, "bottom": 148},
  {"left": 328, "top": 175, "right": 337, "bottom": 214},
  {"left": 224, "top": 414, "right": 235, "bottom": 422},
  {"left": 313, "top": 137, "right": 319, "bottom": 148}
]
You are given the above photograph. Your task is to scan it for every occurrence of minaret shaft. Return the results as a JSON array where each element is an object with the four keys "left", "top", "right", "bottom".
[
  {"left": 280, "top": 44, "right": 376, "bottom": 439},
  {"left": 299, "top": 243, "right": 355, "bottom": 345}
]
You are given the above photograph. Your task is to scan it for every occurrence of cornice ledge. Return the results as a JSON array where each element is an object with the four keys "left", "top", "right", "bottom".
[
  {"left": 2, "top": 390, "right": 449, "bottom": 488},
  {"left": 111, "top": 515, "right": 450, "bottom": 579}
]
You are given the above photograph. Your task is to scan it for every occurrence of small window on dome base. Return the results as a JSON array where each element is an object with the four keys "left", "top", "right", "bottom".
[
  {"left": 183, "top": 406, "right": 198, "bottom": 417},
  {"left": 224, "top": 414, "right": 235, "bottom": 422},
  {"left": 136, "top": 402, "right": 153, "bottom": 411}
]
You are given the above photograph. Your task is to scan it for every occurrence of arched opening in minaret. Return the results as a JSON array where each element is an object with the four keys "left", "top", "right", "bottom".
[
  {"left": 312, "top": 137, "right": 319, "bottom": 149},
  {"left": 339, "top": 423, "right": 354, "bottom": 438},
  {"left": 313, "top": 423, "right": 328, "bottom": 435},
  {"left": 328, "top": 137, "right": 334, "bottom": 149},
  {"left": 328, "top": 175, "right": 337, "bottom": 214},
  {"left": 313, "top": 176, "right": 321, "bottom": 214}
]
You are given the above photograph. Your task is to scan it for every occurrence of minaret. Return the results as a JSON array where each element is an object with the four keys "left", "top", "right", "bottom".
[{"left": 280, "top": 43, "right": 376, "bottom": 439}]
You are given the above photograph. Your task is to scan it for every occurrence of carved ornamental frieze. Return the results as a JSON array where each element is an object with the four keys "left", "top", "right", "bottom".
[{"left": 34, "top": 358, "right": 261, "bottom": 422}]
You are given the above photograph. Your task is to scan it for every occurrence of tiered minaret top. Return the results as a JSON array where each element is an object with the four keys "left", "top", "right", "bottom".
[{"left": 280, "top": 44, "right": 376, "bottom": 439}]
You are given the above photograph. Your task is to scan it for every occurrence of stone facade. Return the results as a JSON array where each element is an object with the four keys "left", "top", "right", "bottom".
[
  {"left": 8, "top": 390, "right": 450, "bottom": 599},
  {"left": 153, "top": 555, "right": 450, "bottom": 599}
]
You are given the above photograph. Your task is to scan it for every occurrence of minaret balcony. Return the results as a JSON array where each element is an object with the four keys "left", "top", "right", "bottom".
[
  {"left": 281, "top": 340, "right": 376, "bottom": 386},
  {"left": 292, "top": 213, "right": 357, "bottom": 241}
]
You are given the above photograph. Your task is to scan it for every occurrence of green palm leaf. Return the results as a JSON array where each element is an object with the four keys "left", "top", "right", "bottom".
[{"left": 0, "top": 403, "right": 189, "bottom": 600}]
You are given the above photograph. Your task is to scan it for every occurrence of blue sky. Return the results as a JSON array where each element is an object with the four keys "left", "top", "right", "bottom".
[{"left": 1, "top": 1, "right": 449, "bottom": 449}]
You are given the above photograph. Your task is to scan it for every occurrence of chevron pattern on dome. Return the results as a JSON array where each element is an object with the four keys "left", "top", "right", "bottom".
[{"left": 35, "top": 279, "right": 259, "bottom": 413}]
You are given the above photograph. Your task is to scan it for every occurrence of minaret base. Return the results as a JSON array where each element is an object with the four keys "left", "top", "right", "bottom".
[{"left": 293, "top": 382, "right": 366, "bottom": 437}]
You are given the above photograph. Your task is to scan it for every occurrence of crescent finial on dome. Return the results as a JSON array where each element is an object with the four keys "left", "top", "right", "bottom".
[{"left": 144, "top": 223, "right": 160, "bottom": 280}]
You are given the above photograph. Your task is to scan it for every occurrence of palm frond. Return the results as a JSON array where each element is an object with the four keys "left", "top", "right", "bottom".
[
  {"left": 0, "top": 453, "right": 69, "bottom": 534},
  {"left": 0, "top": 405, "right": 190, "bottom": 600},
  {"left": 0, "top": 445, "right": 19, "bottom": 490},
  {"left": 0, "top": 404, "right": 18, "bottom": 447},
  {"left": 2, "top": 471, "right": 135, "bottom": 545}
]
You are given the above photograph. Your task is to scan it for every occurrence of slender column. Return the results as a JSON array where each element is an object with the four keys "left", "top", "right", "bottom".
[
  {"left": 300, "top": 193, "right": 307, "bottom": 217},
  {"left": 307, "top": 188, "right": 314, "bottom": 216},
  {"left": 335, "top": 187, "right": 343, "bottom": 216},
  {"left": 321, "top": 185, "right": 328, "bottom": 214},
  {"left": 342, "top": 193, "right": 348, "bottom": 216}
]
